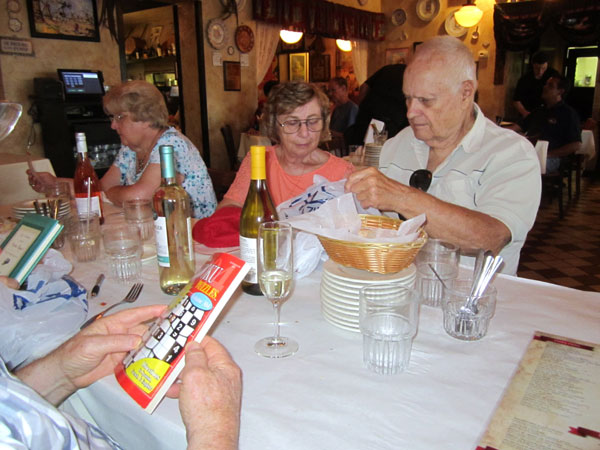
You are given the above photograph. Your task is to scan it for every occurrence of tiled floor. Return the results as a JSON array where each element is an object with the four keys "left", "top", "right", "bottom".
[{"left": 517, "top": 174, "right": 600, "bottom": 292}]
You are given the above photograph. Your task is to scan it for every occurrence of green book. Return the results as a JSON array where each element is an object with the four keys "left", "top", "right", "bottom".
[{"left": 0, "top": 213, "right": 64, "bottom": 285}]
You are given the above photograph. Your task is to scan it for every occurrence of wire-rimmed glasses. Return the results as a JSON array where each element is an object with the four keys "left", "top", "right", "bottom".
[
  {"left": 277, "top": 117, "right": 323, "bottom": 134},
  {"left": 255, "top": 221, "right": 298, "bottom": 358}
]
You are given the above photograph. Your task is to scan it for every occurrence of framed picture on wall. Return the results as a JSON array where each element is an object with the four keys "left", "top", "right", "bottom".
[
  {"left": 223, "top": 61, "right": 241, "bottom": 91},
  {"left": 26, "top": 0, "right": 100, "bottom": 42},
  {"left": 289, "top": 53, "right": 309, "bottom": 82},
  {"left": 385, "top": 47, "right": 410, "bottom": 66},
  {"left": 310, "top": 54, "right": 330, "bottom": 82}
]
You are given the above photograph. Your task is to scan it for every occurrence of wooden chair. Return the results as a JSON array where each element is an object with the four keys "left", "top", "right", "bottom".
[
  {"left": 537, "top": 140, "right": 567, "bottom": 219},
  {"left": 208, "top": 168, "right": 236, "bottom": 202},
  {"left": 220, "top": 124, "right": 238, "bottom": 171}
]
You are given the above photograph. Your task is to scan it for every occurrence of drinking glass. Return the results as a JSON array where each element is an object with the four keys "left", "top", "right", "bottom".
[{"left": 255, "top": 221, "right": 297, "bottom": 358}]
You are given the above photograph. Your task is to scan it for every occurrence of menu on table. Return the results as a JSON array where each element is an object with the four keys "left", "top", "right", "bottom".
[{"left": 477, "top": 331, "right": 600, "bottom": 450}]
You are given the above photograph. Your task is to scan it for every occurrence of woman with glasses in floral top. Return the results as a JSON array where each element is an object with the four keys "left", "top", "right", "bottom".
[{"left": 28, "top": 81, "right": 217, "bottom": 219}]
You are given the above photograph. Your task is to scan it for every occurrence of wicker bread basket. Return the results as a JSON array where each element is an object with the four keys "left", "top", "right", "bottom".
[{"left": 317, "top": 214, "right": 427, "bottom": 274}]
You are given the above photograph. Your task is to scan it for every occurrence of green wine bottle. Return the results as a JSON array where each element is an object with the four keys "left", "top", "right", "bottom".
[{"left": 239, "top": 146, "right": 278, "bottom": 295}]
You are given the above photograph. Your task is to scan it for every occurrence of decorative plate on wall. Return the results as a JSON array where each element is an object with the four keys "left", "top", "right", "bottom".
[
  {"left": 235, "top": 25, "right": 254, "bottom": 53},
  {"left": 207, "top": 18, "right": 227, "bottom": 50},
  {"left": 444, "top": 11, "right": 467, "bottom": 38},
  {"left": 416, "top": 0, "right": 440, "bottom": 22},
  {"left": 391, "top": 9, "right": 407, "bottom": 26}
]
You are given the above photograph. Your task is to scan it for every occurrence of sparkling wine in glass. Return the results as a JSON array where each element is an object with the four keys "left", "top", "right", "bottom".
[{"left": 255, "top": 221, "right": 298, "bottom": 358}]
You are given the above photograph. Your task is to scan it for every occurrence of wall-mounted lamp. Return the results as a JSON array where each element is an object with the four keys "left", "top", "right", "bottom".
[
  {"left": 454, "top": 0, "right": 483, "bottom": 28},
  {"left": 279, "top": 30, "right": 303, "bottom": 44},
  {"left": 336, "top": 39, "right": 352, "bottom": 52}
]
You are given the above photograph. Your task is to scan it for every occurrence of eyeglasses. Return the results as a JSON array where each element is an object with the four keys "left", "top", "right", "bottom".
[
  {"left": 409, "top": 169, "right": 432, "bottom": 192},
  {"left": 277, "top": 117, "right": 323, "bottom": 134},
  {"left": 108, "top": 113, "right": 128, "bottom": 123}
]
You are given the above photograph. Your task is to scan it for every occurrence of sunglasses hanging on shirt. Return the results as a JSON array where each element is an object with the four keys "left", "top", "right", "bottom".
[
  {"left": 409, "top": 169, "right": 433, "bottom": 192},
  {"left": 398, "top": 169, "right": 433, "bottom": 221}
]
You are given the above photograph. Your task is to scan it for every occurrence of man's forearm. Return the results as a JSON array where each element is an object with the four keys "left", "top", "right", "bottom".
[
  {"left": 398, "top": 193, "right": 511, "bottom": 255},
  {"left": 15, "top": 352, "right": 76, "bottom": 406},
  {"left": 548, "top": 141, "right": 581, "bottom": 159}
]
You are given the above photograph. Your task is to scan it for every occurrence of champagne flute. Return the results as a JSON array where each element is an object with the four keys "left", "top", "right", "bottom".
[{"left": 255, "top": 221, "right": 298, "bottom": 358}]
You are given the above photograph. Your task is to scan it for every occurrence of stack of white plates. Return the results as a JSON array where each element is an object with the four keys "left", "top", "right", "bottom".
[
  {"left": 12, "top": 199, "right": 71, "bottom": 220},
  {"left": 320, "top": 259, "right": 417, "bottom": 333},
  {"left": 364, "top": 144, "right": 382, "bottom": 167}
]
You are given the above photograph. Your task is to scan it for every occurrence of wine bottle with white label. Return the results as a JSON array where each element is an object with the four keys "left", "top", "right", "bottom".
[
  {"left": 239, "top": 146, "right": 277, "bottom": 296},
  {"left": 152, "top": 145, "right": 195, "bottom": 295}
]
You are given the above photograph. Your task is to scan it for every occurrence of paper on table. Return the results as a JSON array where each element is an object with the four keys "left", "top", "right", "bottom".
[{"left": 284, "top": 193, "right": 425, "bottom": 243}]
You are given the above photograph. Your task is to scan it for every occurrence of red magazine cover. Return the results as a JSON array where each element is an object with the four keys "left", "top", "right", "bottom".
[{"left": 115, "top": 252, "right": 249, "bottom": 413}]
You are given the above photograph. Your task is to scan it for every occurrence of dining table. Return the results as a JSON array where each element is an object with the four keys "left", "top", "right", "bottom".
[
  {"left": 47, "top": 214, "right": 600, "bottom": 449},
  {"left": 0, "top": 153, "right": 55, "bottom": 205}
]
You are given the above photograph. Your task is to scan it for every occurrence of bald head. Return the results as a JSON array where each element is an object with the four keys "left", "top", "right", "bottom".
[{"left": 408, "top": 36, "right": 477, "bottom": 93}]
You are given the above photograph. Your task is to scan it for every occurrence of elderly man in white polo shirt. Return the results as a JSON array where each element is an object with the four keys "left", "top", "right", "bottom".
[{"left": 346, "top": 36, "right": 541, "bottom": 275}]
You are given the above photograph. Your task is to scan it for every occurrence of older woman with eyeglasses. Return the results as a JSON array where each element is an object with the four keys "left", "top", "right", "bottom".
[
  {"left": 219, "top": 81, "right": 354, "bottom": 209},
  {"left": 27, "top": 81, "right": 217, "bottom": 219}
]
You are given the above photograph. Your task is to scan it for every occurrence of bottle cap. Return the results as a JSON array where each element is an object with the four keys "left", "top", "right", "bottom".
[
  {"left": 75, "top": 132, "right": 87, "bottom": 154},
  {"left": 159, "top": 145, "right": 176, "bottom": 179},
  {"left": 250, "top": 146, "right": 266, "bottom": 180}
]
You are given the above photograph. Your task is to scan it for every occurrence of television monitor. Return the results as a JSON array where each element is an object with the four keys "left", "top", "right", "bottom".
[{"left": 57, "top": 69, "right": 105, "bottom": 102}]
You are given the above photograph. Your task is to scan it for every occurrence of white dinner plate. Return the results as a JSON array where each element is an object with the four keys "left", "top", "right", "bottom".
[
  {"left": 320, "top": 283, "right": 359, "bottom": 305},
  {"left": 323, "top": 260, "right": 416, "bottom": 285},
  {"left": 321, "top": 287, "right": 359, "bottom": 310},
  {"left": 141, "top": 242, "right": 157, "bottom": 262},
  {"left": 321, "top": 308, "right": 360, "bottom": 332},
  {"left": 321, "top": 300, "right": 359, "bottom": 319},
  {"left": 321, "top": 271, "right": 416, "bottom": 294}
]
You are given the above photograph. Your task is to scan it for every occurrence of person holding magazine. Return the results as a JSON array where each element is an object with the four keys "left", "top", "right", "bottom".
[{"left": 0, "top": 303, "right": 242, "bottom": 450}]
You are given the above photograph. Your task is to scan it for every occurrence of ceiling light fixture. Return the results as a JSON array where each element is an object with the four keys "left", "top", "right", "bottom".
[
  {"left": 336, "top": 39, "right": 352, "bottom": 52},
  {"left": 454, "top": 0, "right": 483, "bottom": 28},
  {"left": 279, "top": 30, "right": 303, "bottom": 44}
]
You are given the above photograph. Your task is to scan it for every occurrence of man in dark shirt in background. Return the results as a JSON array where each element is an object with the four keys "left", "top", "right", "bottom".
[
  {"left": 328, "top": 77, "right": 359, "bottom": 139},
  {"left": 513, "top": 51, "right": 560, "bottom": 119},
  {"left": 514, "top": 74, "right": 581, "bottom": 172},
  {"left": 344, "top": 64, "right": 408, "bottom": 145}
]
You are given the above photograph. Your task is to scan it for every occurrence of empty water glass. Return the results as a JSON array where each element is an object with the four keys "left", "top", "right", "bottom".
[
  {"left": 67, "top": 213, "right": 101, "bottom": 262},
  {"left": 103, "top": 224, "right": 142, "bottom": 283},
  {"left": 415, "top": 239, "right": 459, "bottom": 307},
  {"left": 359, "top": 284, "right": 420, "bottom": 375},
  {"left": 123, "top": 198, "right": 154, "bottom": 241}
]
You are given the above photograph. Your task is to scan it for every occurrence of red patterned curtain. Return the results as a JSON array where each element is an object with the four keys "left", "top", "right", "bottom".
[{"left": 252, "top": 0, "right": 386, "bottom": 41}]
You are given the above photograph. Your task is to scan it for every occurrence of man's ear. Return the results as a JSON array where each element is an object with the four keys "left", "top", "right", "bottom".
[{"left": 461, "top": 80, "right": 476, "bottom": 101}]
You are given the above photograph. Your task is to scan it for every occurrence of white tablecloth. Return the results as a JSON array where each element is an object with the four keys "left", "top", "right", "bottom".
[
  {"left": 59, "top": 241, "right": 600, "bottom": 449},
  {"left": 0, "top": 153, "right": 55, "bottom": 205}
]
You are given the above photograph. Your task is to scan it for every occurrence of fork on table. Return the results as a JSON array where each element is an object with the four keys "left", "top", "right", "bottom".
[{"left": 80, "top": 283, "right": 144, "bottom": 329}]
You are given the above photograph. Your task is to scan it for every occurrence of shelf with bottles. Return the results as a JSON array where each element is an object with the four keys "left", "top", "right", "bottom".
[{"left": 73, "top": 143, "right": 121, "bottom": 171}]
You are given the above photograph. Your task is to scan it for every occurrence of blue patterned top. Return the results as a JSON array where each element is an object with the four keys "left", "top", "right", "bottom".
[
  {"left": 112, "top": 127, "right": 217, "bottom": 218},
  {"left": 0, "top": 358, "right": 122, "bottom": 449}
]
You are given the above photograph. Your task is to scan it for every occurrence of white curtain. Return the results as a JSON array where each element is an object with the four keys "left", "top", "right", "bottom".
[
  {"left": 255, "top": 22, "right": 281, "bottom": 85},
  {"left": 351, "top": 40, "right": 369, "bottom": 85}
]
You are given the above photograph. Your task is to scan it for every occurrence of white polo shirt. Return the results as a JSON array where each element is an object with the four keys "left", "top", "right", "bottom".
[{"left": 379, "top": 104, "right": 541, "bottom": 275}]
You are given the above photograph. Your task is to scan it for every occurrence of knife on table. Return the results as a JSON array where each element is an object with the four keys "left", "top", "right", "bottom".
[{"left": 90, "top": 274, "right": 105, "bottom": 297}]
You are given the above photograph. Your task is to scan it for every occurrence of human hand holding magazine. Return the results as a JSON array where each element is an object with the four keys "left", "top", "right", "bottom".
[{"left": 115, "top": 252, "right": 249, "bottom": 413}]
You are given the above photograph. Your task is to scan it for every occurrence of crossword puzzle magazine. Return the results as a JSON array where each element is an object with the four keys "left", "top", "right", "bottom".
[{"left": 115, "top": 252, "right": 249, "bottom": 413}]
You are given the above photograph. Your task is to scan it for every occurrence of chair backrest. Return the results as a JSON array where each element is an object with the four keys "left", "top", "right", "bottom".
[
  {"left": 220, "top": 125, "right": 238, "bottom": 171},
  {"left": 535, "top": 140, "right": 548, "bottom": 175}
]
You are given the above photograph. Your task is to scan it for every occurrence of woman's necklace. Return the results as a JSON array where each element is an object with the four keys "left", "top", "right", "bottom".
[{"left": 136, "top": 128, "right": 164, "bottom": 174}]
